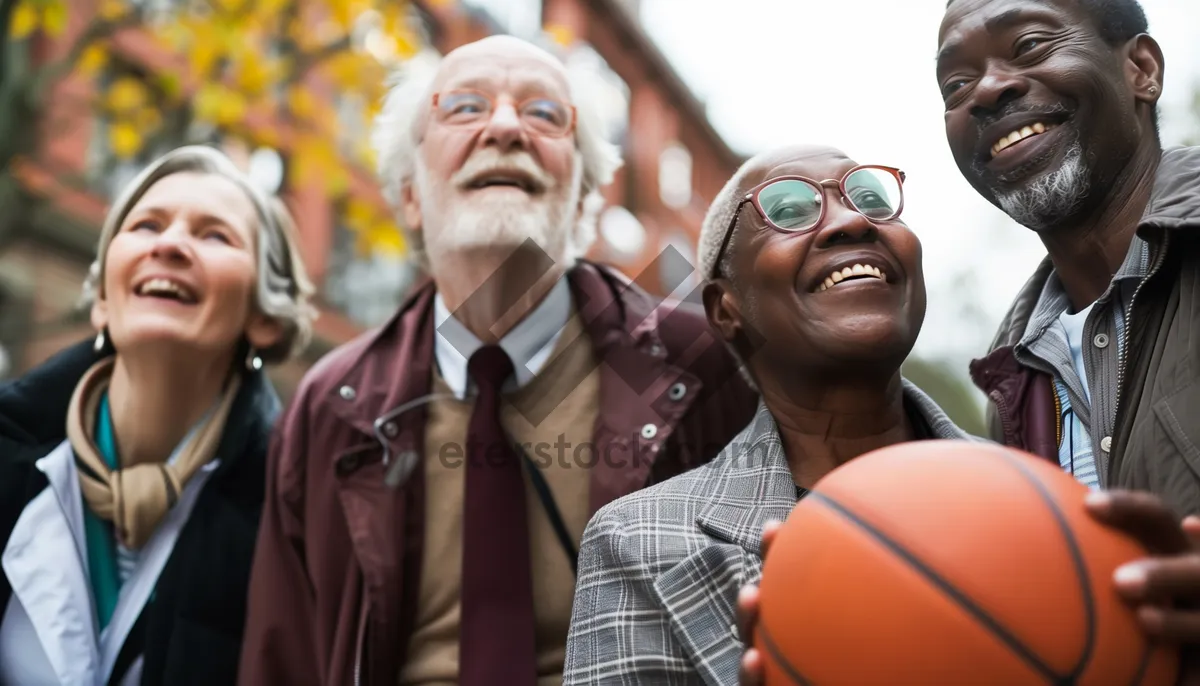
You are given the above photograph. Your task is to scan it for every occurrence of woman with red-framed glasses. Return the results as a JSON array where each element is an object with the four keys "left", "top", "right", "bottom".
[{"left": 563, "top": 143, "right": 977, "bottom": 686}]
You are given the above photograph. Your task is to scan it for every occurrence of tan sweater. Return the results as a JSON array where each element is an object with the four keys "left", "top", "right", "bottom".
[{"left": 399, "top": 308, "right": 599, "bottom": 686}]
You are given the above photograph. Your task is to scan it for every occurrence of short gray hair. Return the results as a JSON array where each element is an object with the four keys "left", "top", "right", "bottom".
[
  {"left": 697, "top": 153, "right": 777, "bottom": 392},
  {"left": 370, "top": 46, "right": 624, "bottom": 272},
  {"left": 697, "top": 154, "right": 767, "bottom": 282},
  {"left": 81, "top": 145, "right": 317, "bottom": 364}
]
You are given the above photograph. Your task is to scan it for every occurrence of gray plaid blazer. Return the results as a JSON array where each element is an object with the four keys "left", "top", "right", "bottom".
[{"left": 562, "top": 380, "right": 973, "bottom": 685}]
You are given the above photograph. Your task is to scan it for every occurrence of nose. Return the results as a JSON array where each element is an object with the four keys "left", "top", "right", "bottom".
[
  {"left": 968, "top": 61, "right": 1029, "bottom": 119},
  {"left": 479, "top": 98, "right": 527, "bottom": 152},
  {"left": 812, "top": 190, "right": 879, "bottom": 249},
  {"left": 149, "top": 221, "right": 194, "bottom": 263}
]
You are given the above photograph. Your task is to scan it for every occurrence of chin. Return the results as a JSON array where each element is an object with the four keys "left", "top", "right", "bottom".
[
  {"left": 976, "top": 136, "right": 1092, "bottom": 232},
  {"left": 114, "top": 323, "right": 218, "bottom": 354},
  {"left": 827, "top": 319, "right": 917, "bottom": 366},
  {"left": 429, "top": 197, "right": 574, "bottom": 264}
]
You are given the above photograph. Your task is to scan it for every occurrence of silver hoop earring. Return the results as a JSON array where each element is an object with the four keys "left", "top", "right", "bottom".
[
  {"left": 93, "top": 330, "right": 106, "bottom": 353},
  {"left": 245, "top": 347, "right": 263, "bottom": 372}
]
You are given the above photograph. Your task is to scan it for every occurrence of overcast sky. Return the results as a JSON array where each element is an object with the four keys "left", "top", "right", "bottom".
[{"left": 638, "top": 0, "right": 1200, "bottom": 368}]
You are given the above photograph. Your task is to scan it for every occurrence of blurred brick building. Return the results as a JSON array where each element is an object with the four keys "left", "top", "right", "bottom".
[{"left": 0, "top": 0, "right": 742, "bottom": 399}]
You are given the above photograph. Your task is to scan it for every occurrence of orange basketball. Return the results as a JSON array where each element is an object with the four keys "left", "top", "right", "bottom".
[{"left": 755, "top": 440, "right": 1178, "bottom": 686}]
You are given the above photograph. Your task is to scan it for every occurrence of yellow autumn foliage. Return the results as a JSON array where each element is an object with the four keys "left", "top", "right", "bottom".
[
  {"left": 41, "top": 0, "right": 67, "bottom": 36},
  {"left": 8, "top": 3, "right": 39, "bottom": 39},
  {"left": 104, "top": 77, "right": 147, "bottom": 113},
  {"left": 98, "top": 0, "right": 128, "bottom": 22},
  {"left": 108, "top": 121, "right": 142, "bottom": 159},
  {"left": 365, "top": 220, "right": 405, "bottom": 257},
  {"left": 37, "top": 0, "right": 419, "bottom": 258},
  {"left": 77, "top": 44, "right": 108, "bottom": 76}
]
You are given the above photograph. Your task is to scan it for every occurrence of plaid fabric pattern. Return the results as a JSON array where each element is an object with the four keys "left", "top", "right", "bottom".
[{"left": 563, "top": 381, "right": 972, "bottom": 685}]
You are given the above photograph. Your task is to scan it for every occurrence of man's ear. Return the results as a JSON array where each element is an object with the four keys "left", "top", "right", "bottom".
[
  {"left": 702, "top": 280, "right": 744, "bottom": 345},
  {"left": 402, "top": 181, "right": 423, "bottom": 235},
  {"left": 1127, "top": 34, "right": 1165, "bottom": 108}
]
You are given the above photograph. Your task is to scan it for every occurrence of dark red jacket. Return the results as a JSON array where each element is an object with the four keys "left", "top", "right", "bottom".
[{"left": 237, "top": 261, "right": 759, "bottom": 686}]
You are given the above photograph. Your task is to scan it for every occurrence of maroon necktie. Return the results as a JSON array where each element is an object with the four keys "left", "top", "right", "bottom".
[{"left": 460, "top": 345, "right": 538, "bottom": 685}]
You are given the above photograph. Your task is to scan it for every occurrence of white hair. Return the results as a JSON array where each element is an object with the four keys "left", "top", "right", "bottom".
[{"left": 370, "top": 45, "right": 623, "bottom": 272}]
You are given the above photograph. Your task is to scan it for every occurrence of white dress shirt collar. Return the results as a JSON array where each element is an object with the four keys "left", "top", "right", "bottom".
[{"left": 433, "top": 276, "right": 572, "bottom": 400}]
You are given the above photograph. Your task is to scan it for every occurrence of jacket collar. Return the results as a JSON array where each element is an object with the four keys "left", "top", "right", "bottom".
[
  {"left": 326, "top": 260, "right": 692, "bottom": 498},
  {"left": 1141, "top": 145, "right": 1200, "bottom": 233},
  {"left": 0, "top": 339, "right": 278, "bottom": 477},
  {"left": 0, "top": 339, "right": 101, "bottom": 448},
  {"left": 695, "top": 380, "right": 971, "bottom": 555},
  {"left": 977, "top": 146, "right": 1200, "bottom": 360},
  {"left": 210, "top": 365, "right": 280, "bottom": 477}
]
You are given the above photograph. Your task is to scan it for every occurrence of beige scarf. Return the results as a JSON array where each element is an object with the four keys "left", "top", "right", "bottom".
[{"left": 66, "top": 358, "right": 241, "bottom": 550}]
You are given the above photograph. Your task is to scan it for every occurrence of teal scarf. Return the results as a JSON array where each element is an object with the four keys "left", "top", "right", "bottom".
[{"left": 81, "top": 393, "right": 121, "bottom": 631}]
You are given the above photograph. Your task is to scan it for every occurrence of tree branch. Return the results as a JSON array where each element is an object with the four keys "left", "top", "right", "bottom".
[
  {"left": 292, "top": 35, "right": 353, "bottom": 78},
  {"left": 0, "top": 0, "right": 19, "bottom": 60},
  {"left": 30, "top": 10, "right": 143, "bottom": 106}
]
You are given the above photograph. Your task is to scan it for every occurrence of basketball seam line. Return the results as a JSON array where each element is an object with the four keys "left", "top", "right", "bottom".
[
  {"left": 993, "top": 451, "right": 1097, "bottom": 682},
  {"left": 810, "top": 491, "right": 1065, "bottom": 685},
  {"left": 1129, "top": 636, "right": 1154, "bottom": 686},
  {"left": 757, "top": 622, "right": 814, "bottom": 686}
]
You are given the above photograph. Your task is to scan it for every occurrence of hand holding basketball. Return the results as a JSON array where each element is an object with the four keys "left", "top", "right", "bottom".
[
  {"left": 1086, "top": 490, "right": 1200, "bottom": 685},
  {"left": 1086, "top": 490, "right": 1200, "bottom": 640},
  {"left": 738, "top": 520, "right": 782, "bottom": 686}
]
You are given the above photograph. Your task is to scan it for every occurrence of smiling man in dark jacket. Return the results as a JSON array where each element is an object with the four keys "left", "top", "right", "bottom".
[{"left": 934, "top": 0, "right": 1200, "bottom": 669}]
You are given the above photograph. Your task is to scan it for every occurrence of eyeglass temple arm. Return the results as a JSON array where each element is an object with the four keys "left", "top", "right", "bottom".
[{"left": 712, "top": 200, "right": 748, "bottom": 278}]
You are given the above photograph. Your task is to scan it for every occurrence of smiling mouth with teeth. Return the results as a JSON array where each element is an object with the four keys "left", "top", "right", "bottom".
[
  {"left": 990, "top": 121, "right": 1059, "bottom": 158},
  {"left": 135, "top": 277, "right": 197, "bottom": 303},
  {"left": 814, "top": 264, "right": 888, "bottom": 293}
]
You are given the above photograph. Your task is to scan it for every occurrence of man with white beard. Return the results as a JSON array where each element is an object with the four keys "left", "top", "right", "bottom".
[{"left": 238, "top": 35, "right": 758, "bottom": 686}]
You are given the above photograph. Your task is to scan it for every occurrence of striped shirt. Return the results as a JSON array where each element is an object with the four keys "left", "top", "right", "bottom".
[{"left": 1015, "top": 236, "right": 1148, "bottom": 489}]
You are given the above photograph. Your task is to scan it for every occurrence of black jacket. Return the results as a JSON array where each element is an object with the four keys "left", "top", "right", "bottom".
[{"left": 0, "top": 338, "right": 280, "bottom": 685}]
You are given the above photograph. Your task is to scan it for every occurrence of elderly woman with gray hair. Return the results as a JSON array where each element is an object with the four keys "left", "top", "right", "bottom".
[{"left": 0, "top": 145, "right": 315, "bottom": 686}]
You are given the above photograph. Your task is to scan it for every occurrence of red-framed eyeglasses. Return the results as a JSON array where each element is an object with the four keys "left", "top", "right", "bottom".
[{"left": 710, "top": 165, "right": 906, "bottom": 279}]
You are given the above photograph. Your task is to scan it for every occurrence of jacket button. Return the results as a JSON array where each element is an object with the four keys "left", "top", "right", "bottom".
[
  {"left": 339, "top": 385, "right": 357, "bottom": 401},
  {"left": 641, "top": 423, "right": 658, "bottom": 439},
  {"left": 1093, "top": 333, "right": 1109, "bottom": 349},
  {"left": 382, "top": 421, "right": 399, "bottom": 438},
  {"left": 649, "top": 343, "right": 664, "bottom": 356},
  {"left": 1100, "top": 436, "right": 1113, "bottom": 453},
  {"left": 668, "top": 382, "right": 687, "bottom": 401}
]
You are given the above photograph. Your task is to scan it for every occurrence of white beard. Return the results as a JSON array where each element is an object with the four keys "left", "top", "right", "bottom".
[
  {"left": 415, "top": 152, "right": 583, "bottom": 270},
  {"left": 993, "top": 140, "right": 1091, "bottom": 232}
]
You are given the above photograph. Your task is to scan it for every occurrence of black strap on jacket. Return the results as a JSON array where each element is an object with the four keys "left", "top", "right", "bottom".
[{"left": 514, "top": 443, "right": 578, "bottom": 576}]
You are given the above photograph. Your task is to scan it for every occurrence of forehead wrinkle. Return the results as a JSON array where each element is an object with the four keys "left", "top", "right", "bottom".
[
  {"left": 446, "top": 70, "right": 566, "bottom": 99},
  {"left": 134, "top": 175, "right": 258, "bottom": 236},
  {"left": 760, "top": 152, "right": 855, "bottom": 183},
  {"left": 436, "top": 47, "right": 569, "bottom": 99},
  {"left": 940, "top": 0, "right": 1072, "bottom": 48}
]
